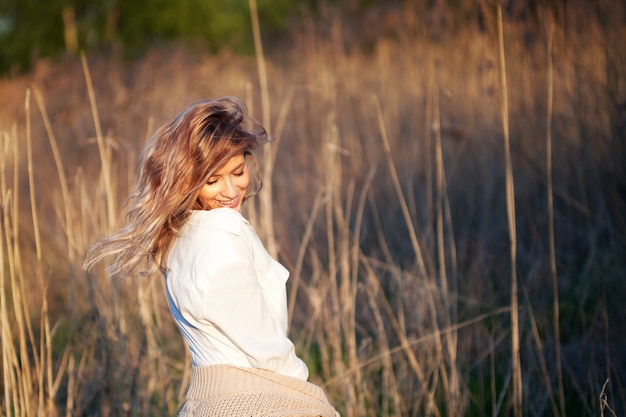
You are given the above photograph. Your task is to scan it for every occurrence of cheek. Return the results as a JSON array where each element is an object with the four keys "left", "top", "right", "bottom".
[
  {"left": 198, "top": 184, "right": 215, "bottom": 202},
  {"left": 239, "top": 172, "right": 251, "bottom": 190}
]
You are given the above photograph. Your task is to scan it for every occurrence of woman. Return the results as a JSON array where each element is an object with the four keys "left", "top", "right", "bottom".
[{"left": 84, "top": 97, "right": 339, "bottom": 416}]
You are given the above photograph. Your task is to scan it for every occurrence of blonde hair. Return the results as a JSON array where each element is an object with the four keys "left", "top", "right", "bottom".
[{"left": 83, "top": 97, "right": 267, "bottom": 277}]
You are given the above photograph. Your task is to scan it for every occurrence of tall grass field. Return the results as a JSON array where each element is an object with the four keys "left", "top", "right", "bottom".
[{"left": 0, "top": 2, "right": 624, "bottom": 416}]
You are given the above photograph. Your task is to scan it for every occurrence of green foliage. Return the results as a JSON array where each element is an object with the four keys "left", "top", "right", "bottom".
[
  {"left": 116, "top": 1, "right": 242, "bottom": 50},
  {"left": 0, "top": 0, "right": 66, "bottom": 73},
  {"left": 0, "top": 0, "right": 302, "bottom": 74}
]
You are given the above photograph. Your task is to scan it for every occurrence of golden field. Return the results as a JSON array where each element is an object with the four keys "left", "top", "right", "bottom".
[{"left": 0, "top": 2, "right": 625, "bottom": 416}]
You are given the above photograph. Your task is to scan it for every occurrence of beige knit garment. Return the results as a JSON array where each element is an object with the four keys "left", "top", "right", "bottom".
[{"left": 178, "top": 365, "right": 340, "bottom": 417}]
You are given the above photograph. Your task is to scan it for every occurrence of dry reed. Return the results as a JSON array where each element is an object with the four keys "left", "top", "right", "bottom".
[
  {"left": 497, "top": 4, "right": 522, "bottom": 417},
  {"left": 0, "top": 2, "right": 624, "bottom": 416}
]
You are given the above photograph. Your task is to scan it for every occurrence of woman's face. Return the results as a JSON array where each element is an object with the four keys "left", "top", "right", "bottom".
[{"left": 198, "top": 153, "right": 249, "bottom": 211}]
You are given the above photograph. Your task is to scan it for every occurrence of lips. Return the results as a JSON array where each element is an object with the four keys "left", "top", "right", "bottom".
[{"left": 216, "top": 196, "right": 241, "bottom": 209}]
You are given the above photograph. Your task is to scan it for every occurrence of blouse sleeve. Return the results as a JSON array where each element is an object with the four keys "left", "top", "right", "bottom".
[{"left": 188, "top": 226, "right": 307, "bottom": 378}]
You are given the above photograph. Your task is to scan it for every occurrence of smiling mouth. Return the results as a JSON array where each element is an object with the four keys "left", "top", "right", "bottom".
[{"left": 216, "top": 196, "right": 240, "bottom": 208}]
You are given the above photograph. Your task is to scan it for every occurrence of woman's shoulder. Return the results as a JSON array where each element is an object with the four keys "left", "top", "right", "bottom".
[
  {"left": 168, "top": 209, "right": 253, "bottom": 269},
  {"left": 186, "top": 208, "right": 249, "bottom": 236}
]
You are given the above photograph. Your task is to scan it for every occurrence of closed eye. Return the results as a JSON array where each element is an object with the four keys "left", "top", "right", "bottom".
[{"left": 206, "top": 160, "right": 246, "bottom": 186}]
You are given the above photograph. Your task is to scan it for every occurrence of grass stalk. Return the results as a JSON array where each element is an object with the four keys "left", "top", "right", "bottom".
[
  {"left": 27, "top": 89, "right": 47, "bottom": 416},
  {"left": 600, "top": 379, "right": 618, "bottom": 417},
  {"left": 523, "top": 279, "right": 560, "bottom": 415},
  {"left": 31, "top": 87, "right": 74, "bottom": 415},
  {"left": 323, "top": 108, "right": 358, "bottom": 415},
  {"left": 249, "top": 0, "right": 277, "bottom": 257},
  {"left": 490, "top": 327, "right": 497, "bottom": 417},
  {"left": 350, "top": 172, "right": 377, "bottom": 414},
  {"left": 244, "top": 82, "right": 259, "bottom": 228},
  {"left": 288, "top": 187, "right": 324, "bottom": 329},
  {"left": 0, "top": 132, "right": 15, "bottom": 416},
  {"left": 65, "top": 353, "right": 76, "bottom": 417},
  {"left": 338, "top": 179, "right": 365, "bottom": 416},
  {"left": 82, "top": 51, "right": 130, "bottom": 414},
  {"left": 433, "top": 83, "right": 461, "bottom": 415},
  {"left": 81, "top": 52, "right": 115, "bottom": 231},
  {"left": 359, "top": 258, "right": 431, "bottom": 405},
  {"left": 4, "top": 123, "right": 36, "bottom": 417},
  {"left": 373, "top": 95, "right": 428, "bottom": 278},
  {"left": 546, "top": 23, "right": 566, "bottom": 417},
  {"left": 31, "top": 87, "right": 73, "bottom": 260},
  {"left": 324, "top": 301, "right": 510, "bottom": 386},
  {"left": 433, "top": 84, "right": 450, "bottom": 414},
  {"left": 363, "top": 278, "right": 393, "bottom": 417},
  {"left": 497, "top": 4, "right": 522, "bottom": 416}
]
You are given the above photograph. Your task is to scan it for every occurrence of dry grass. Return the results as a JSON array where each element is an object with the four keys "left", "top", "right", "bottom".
[{"left": 1, "top": 2, "right": 625, "bottom": 416}]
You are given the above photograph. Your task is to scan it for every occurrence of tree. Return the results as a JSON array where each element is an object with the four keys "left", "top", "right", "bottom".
[{"left": 0, "top": 0, "right": 299, "bottom": 75}]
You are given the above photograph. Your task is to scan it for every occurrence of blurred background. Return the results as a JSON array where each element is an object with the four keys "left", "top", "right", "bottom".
[{"left": 0, "top": 0, "right": 625, "bottom": 416}]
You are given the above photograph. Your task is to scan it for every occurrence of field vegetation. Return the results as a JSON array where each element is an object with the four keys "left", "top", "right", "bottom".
[{"left": 0, "top": 1, "right": 625, "bottom": 416}]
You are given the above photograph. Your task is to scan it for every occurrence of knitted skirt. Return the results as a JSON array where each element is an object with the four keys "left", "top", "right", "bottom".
[{"left": 178, "top": 365, "right": 340, "bottom": 417}]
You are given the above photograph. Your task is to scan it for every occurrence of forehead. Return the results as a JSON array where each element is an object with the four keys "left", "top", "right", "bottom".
[{"left": 213, "top": 153, "right": 246, "bottom": 175}]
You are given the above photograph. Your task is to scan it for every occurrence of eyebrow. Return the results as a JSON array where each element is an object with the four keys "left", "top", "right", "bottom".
[{"left": 211, "top": 161, "right": 246, "bottom": 177}]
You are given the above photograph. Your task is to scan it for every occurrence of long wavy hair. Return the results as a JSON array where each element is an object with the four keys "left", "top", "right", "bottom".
[{"left": 83, "top": 97, "right": 267, "bottom": 277}]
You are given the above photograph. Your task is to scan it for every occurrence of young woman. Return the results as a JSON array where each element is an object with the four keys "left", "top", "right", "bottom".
[{"left": 84, "top": 97, "right": 339, "bottom": 416}]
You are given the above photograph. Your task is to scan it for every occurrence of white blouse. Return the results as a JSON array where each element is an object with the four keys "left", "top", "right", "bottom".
[{"left": 165, "top": 208, "right": 309, "bottom": 381}]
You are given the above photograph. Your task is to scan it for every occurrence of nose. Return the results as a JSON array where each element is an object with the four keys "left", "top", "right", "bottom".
[{"left": 222, "top": 177, "right": 237, "bottom": 197}]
